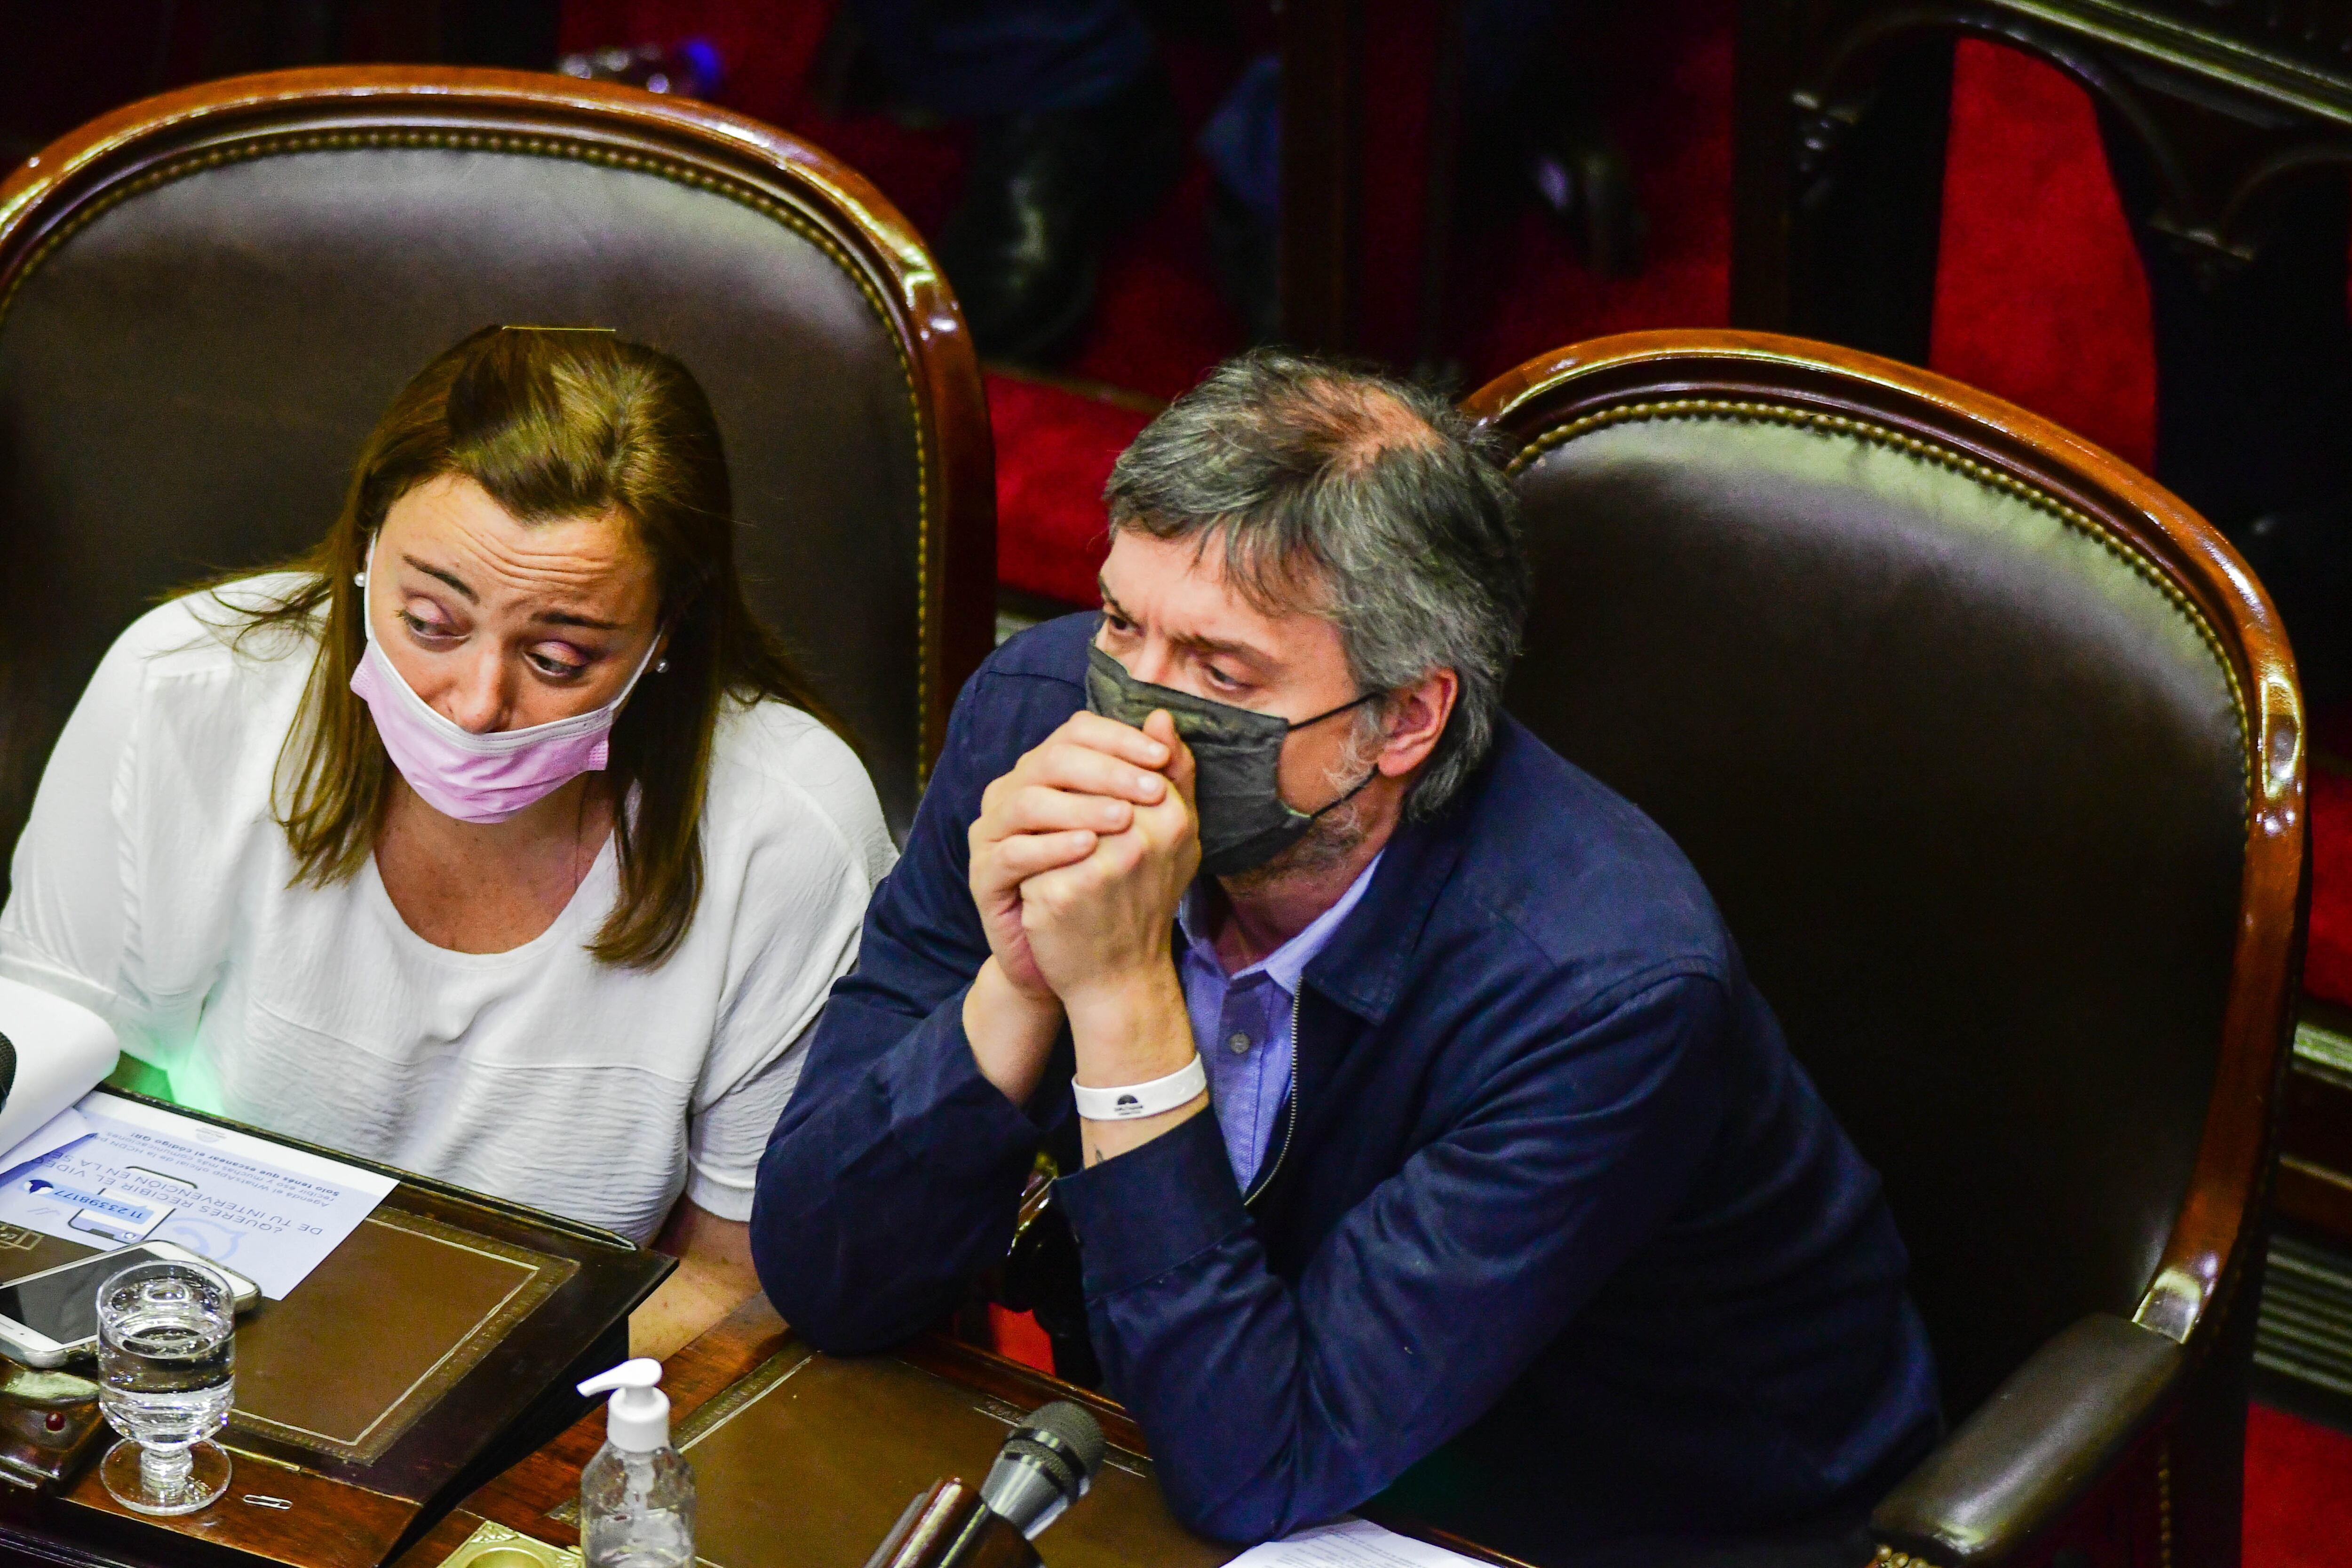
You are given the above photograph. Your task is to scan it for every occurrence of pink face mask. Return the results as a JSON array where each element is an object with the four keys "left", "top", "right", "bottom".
[{"left": 348, "top": 549, "right": 660, "bottom": 825}]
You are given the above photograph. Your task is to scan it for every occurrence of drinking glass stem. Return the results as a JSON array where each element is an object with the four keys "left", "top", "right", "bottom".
[{"left": 139, "top": 1444, "right": 192, "bottom": 1493}]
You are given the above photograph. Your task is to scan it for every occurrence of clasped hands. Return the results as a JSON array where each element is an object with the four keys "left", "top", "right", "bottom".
[{"left": 964, "top": 710, "right": 1207, "bottom": 1159}]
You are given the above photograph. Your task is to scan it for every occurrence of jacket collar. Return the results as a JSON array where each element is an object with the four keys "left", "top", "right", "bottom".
[{"left": 1299, "top": 748, "right": 1488, "bottom": 1025}]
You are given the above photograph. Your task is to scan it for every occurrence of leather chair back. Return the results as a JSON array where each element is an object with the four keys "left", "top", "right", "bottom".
[
  {"left": 0, "top": 67, "right": 994, "bottom": 879},
  {"left": 1467, "top": 333, "right": 2302, "bottom": 1420}
]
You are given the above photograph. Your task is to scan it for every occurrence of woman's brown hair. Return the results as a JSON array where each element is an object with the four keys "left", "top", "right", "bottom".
[{"left": 212, "top": 325, "right": 842, "bottom": 967}]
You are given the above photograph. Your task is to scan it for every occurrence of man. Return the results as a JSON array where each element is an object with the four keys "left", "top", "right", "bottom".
[{"left": 752, "top": 353, "right": 1940, "bottom": 1563}]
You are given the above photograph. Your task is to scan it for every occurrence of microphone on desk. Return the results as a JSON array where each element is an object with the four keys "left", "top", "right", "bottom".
[
  {"left": 980, "top": 1401, "right": 1107, "bottom": 1538},
  {"left": 862, "top": 1402, "right": 1108, "bottom": 1568}
]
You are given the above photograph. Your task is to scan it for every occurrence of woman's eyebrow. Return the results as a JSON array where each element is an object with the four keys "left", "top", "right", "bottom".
[
  {"left": 397, "top": 554, "right": 620, "bottom": 630},
  {"left": 536, "top": 608, "right": 622, "bottom": 631},
  {"left": 401, "top": 554, "right": 477, "bottom": 603}
]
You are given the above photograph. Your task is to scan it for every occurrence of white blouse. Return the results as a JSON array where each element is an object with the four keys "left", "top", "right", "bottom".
[{"left": 0, "top": 578, "right": 895, "bottom": 1242}]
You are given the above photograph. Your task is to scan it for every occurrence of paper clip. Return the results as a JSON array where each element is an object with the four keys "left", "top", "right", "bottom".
[{"left": 242, "top": 1494, "right": 294, "bottom": 1510}]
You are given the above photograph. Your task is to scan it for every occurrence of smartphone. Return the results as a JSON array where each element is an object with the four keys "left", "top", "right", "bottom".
[{"left": 0, "top": 1243, "right": 260, "bottom": 1368}]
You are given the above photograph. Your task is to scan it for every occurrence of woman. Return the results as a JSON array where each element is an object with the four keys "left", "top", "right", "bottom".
[{"left": 0, "top": 326, "right": 893, "bottom": 1356}]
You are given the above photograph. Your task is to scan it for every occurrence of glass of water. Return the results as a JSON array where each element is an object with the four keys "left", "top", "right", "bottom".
[{"left": 93, "top": 1258, "right": 235, "bottom": 1516}]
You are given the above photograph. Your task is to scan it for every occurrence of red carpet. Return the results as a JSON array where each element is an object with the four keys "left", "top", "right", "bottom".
[{"left": 2244, "top": 1403, "right": 2352, "bottom": 1568}]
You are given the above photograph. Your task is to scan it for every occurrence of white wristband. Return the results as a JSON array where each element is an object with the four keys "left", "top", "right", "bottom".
[{"left": 1072, "top": 1056, "right": 1208, "bottom": 1121}]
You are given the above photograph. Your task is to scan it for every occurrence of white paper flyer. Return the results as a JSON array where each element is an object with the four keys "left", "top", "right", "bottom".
[
  {"left": 0, "top": 1092, "right": 396, "bottom": 1298},
  {"left": 1224, "top": 1520, "right": 1495, "bottom": 1568}
]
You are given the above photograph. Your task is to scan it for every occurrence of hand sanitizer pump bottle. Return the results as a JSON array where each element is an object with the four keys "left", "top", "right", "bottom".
[{"left": 577, "top": 1358, "right": 697, "bottom": 1568}]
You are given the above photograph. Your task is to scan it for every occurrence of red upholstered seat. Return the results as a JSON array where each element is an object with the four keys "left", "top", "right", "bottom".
[{"left": 983, "top": 372, "right": 1140, "bottom": 608}]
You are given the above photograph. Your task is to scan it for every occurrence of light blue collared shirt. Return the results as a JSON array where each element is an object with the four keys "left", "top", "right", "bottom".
[{"left": 1175, "top": 852, "right": 1384, "bottom": 1191}]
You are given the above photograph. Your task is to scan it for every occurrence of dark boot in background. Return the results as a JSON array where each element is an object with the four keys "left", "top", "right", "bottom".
[{"left": 938, "top": 69, "right": 1184, "bottom": 366}]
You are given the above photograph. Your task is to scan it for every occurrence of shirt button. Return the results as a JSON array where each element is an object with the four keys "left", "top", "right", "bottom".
[{"left": 1227, "top": 1032, "right": 1252, "bottom": 1055}]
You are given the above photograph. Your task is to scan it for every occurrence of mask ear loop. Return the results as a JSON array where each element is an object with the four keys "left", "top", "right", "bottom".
[
  {"left": 353, "top": 537, "right": 374, "bottom": 669},
  {"left": 1284, "top": 690, "right": 1379, "bottom": 732},
  {"left": 1298, "top": 692, "right": 1391, "bottom": 819}
]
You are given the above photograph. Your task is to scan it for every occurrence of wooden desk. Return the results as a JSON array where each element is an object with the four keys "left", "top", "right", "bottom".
[
  {"left": 0, "top": 1101, "right": 668, "bottom": 1568},
  {"left": 401, "top": 1298, "right": 1532, "bottom": 1568}
]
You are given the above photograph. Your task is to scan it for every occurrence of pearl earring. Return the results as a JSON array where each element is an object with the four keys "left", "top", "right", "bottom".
[
  {"left": 353, "top": 571, "right": 367, "bottom": 588},
  {"left": 655, "top": 659, "right": 670, "bottom": 674}
]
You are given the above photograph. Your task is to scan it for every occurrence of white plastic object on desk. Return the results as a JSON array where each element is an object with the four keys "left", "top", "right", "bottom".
[
  {"left": 0, "top": 978, "right": 119, "bottom": 1155},
  {"left": 576, "top": 1358, "right": 697, "bottom": 1568},
  {"left": 578, "top": 1357, "right": 671, "bottom": 1451}
]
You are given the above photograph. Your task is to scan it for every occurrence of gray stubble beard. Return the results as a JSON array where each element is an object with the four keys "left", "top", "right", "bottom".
[{"left": 1217, "top": 711, "right": 1384, "bottom": 896}]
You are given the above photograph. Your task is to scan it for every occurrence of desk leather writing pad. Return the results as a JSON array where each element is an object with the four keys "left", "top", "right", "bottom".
[
  {"left": 0, "top": 1094, "right": 667, "bottom": 1568},
  {"left": 234, "top": 1209, "right": 575, "bottom": 1464},
  {"left": 0, "top": 1209, "right": 574, "bottom": 1467},
  {"left": 651, "top": 1346, "right": 1235, "bottom": 1568}
]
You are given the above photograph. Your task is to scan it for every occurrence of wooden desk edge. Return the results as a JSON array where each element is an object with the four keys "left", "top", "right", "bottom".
[
  {"left": 453, "top": 1294, "right": 790, "bottom": 1548},
  {"left": 441, "top": 1296, "right": 1535, "bottom": 1568}
]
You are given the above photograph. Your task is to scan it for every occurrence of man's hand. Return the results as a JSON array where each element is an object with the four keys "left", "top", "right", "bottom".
[
  {"left": 1017, "top": 711, "right": 1208, "bottom": 1168},
  {"left": 964, "top": 711, "right": 1177, "bottom": 1107},
  {"left": 970, "top": 711, "right": 1175, "bottom": 993},
  {"left": 1019, "top": 709, "right": 1200, "bottom": 1022}
]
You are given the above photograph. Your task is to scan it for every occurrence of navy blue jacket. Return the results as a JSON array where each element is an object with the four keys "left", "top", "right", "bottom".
[{"left": 753, "top": 615, "right": 1939, "bottom": 1557}]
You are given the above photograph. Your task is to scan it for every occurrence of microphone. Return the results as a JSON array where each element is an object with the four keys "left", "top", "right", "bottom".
[
  {"left": 980, "top": 1401, "right": 1107, "bottom": 1538},
  {"left": 863, "top": 1402, "right": 1109, "bottom": 1568}
]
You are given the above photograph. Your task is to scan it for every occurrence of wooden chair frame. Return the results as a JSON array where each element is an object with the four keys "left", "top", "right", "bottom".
[
  {"left": 1464, "top": 329, "right": 2306, "bottom": 1568},
  {"left": 0, "top": 64, "right": 997, "bottom": 790}
]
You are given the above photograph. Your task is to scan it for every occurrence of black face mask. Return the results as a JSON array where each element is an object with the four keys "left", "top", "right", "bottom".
[{"left": 1084, "top": 642, "right": 1380, "bottom": 876}]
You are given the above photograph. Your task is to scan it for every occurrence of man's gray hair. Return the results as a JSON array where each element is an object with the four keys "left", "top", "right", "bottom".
[{"left": 1104, "top": 350, "right": 1529, "bottom": 816}]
